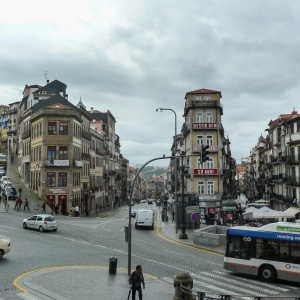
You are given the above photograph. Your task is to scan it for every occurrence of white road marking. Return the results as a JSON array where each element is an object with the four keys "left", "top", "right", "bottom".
[
  {"left": 213, "top": 270, "right": 290, "bottom": 292},
  {"left": 17, "top": 292, "right": 42, "bottom": 299}
]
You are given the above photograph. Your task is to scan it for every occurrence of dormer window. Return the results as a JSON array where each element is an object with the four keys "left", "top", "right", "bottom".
[
  {"left": 195, "top": 96, "right": 201, "bottom": 100},
  {"left": 42, "top": 91, "right": 46, "bottom": 94}
]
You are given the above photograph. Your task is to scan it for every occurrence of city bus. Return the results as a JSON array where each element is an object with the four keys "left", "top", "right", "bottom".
[{"left": 224, "top": 222, "right": 300, "bottom": 283}]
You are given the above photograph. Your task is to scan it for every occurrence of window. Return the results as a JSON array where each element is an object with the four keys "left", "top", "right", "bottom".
[
  {"left": 47, "top": 172, "right": 56, "bottom": 187},
  {"left": 197, "top": 135, "right": 203, "bottom": 145},
  {"left": 59, "top": 122, "right": 68, "bottom": 135},
  {"left": 227, "top": 236, "right": 252, "bottom": 260},
  {"left": 47, "top": 146, "right": 56, "bottom": 161},
  {"left": 204, "top": 95, "right": 211, "bottom": 101},
  {"left": 197, "top": 182, "right": 204, "bottom": 194},
  {"left": 196, "top": 112, "right": 203, "bottom": 123},
  {"left": 59, "top": 146, "right": 68, "bottom": 160},
  {"left": 207, "top": 182, "right": 214, "bottom": 194},
  {"left": 58, "top": 172, "right": 67, "bottom": 186},
  {"left": 195, "top": 96, "right": 201, "bottom": 100},
  {"left": 48, "top": 122, "right": 57, "bottom": 135},
  {"left": 206, "top": 135, "right": 213, "bottom": 145},
  {"left": 206, "top": 112, "right": 213, "bottom": 122},
  {"left": 207, "top": 160, "right": 214, "bottom": 169},
  {"left": 197, "top": 158, "right": 203, "bottom": 169},
  {"left": 291, "top": 123, "right": 295, "bottom": 134},
  {"left": 297, "top": 121, "right": 300, "bottom": 132}
]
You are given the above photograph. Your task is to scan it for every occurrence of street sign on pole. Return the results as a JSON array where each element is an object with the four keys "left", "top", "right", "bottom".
[
  {"left": 186, "top": 206, "right": 200, "bottom": 214},
  {"left": 191, "top": 213, "right": 198, "bottom": 221}
]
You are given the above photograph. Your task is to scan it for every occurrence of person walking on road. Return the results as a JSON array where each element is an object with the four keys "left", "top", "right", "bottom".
[
  {"left": 18, "top": 198, "right": 22, "bottom": 210},
  {"left": 24, "top": 198, "right": 30, "bottom": 211},
  {"left": 18, "top": 188, "right": 22, "bottom": 198},
  {"left": 14, "top": 198, "right": 20, "bottom": 210},
  {"left": 42, "top": 201, "right": 46, "bottom": 214},
  {"left": 205, "top": 213, "right": 209, "bottom": 226},
  {"left": 129, "top": 264, "right": 145, "bottom": 300},
  {"left": 172, "top": 210, "right": 175, "bottom": 223}
]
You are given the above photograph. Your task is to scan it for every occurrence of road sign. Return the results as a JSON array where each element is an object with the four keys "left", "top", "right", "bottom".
[
  {"left": 191, "top": 213, "right": 198, "bottom": 221},
  {"left": 186, "top": 206, "right": 200, "bottom": 214}
]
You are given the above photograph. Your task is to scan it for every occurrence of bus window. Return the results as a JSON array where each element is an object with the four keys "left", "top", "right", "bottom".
[
  {"left": 257, "top": 239, "right": 277, "bottom": 260},
  {"left": 290, "top": 243, "right": 300, "bottom": 264},
  {"left": 227, "top": 236, "right": 251, "bottom": 259},
  {"left": 279, "top": 241, "right": 289, "bottom": 262}
]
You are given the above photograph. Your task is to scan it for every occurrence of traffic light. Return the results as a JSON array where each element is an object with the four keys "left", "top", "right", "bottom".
[
  {"left": 163, "top": 200, "right": 167, "bottom": 208},
  {"left": 201, "top": 145, "right": 210, "bottom": 164}
]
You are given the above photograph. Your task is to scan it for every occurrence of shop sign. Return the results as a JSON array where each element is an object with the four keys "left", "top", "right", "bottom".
[
  {"left": 193, "top": 122, "right": 217, "bottom": 130},
  {"left": 199, "top": 201, "right": 220, "bottom": 207},
  {"left": 194, "top": 169, "right": 218, "bottom": 175},
  {"left": 199, "top": 194, "right": 221, "bottom": 200},
  {"left": 48, "top": 188, "right": 67, "bottom": 194}
]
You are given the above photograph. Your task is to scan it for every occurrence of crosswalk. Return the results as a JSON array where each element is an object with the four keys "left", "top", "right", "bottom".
[{"left": 161, "top": 269, "right": 299, "bottom": 300}]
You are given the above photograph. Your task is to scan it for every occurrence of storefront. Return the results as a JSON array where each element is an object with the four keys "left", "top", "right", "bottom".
[
  {"left": 221, "top": 197, "right": 238, "bottom": 224},
  {"left": 199, "top": 194, "right": 221, "bottom": 224}
]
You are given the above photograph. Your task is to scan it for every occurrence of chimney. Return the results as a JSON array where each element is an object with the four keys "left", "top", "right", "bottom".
[{"left": 47, "top": 80, "right": 49, "bottom": 83}]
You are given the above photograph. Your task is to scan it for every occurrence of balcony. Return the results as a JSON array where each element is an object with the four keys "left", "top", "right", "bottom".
[
  {"left": 272, "top": 193, "right": 283, "bottom": 201},
  {"left": 21, "top": 129, "right": 31, "bottom": 139},
  {"left": 192, "top": 144, "right": 218, "bottom": 153},
  {"left": 96, "top": 147, "right": 104, "bottom": 155},
  {"left": 81, "top": 152, "right": 91, "bottom": 160},
  {"left": 82, "top": 130, "right": 91, "bottom": 140},
  {"left": 45, "top": 159, "right": 69, "bottom": 167},
  {"left": 7, "top": 130, "right": 16, "bottom": 135},
  {"left": 74, "top": 160, "right": 84, "bottom": 168},
  {"left": 182, "top": 123, "right": 190, "bottom": 137},
  {"left": 267, "top": 163, "right": 272, "bottom": 170},
  {"left": 9, "top": 108, "right": 17, "bottom": 115},
  {"left": 286, "top": 176, "right": 300, "bottom": 185},
  {"left": 286, "top": 155, "right": 300, "bottom": 164},
  {"left": 115, "top": 136, "right": 120, "bottom": 145},
  {"left": 271, "top": 156, "right": 279, "bottom": 163},
  {"left": 115, "top": 174, "right": 121, "bottom": 181},
  {"left": 109, "top": 170, "right": 116, "bottom": 176}
]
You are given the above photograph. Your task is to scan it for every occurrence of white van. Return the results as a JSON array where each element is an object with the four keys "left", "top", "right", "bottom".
[{"left": 135, "top": 209, "right": 154, "bottom": 230}]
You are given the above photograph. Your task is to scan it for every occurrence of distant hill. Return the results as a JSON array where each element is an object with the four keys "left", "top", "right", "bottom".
[{"left": 137, "top": 166, "right": 168, "bottom": 180}]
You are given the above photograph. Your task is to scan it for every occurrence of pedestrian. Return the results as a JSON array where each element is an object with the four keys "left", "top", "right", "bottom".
[
  {"left": 129, "top": 264, "right": 145, "bottom": 300},
  {"left": 42, "top": 201, "right": 46, "bottom": 214},
  {"left": 11, "top": 154, "right": 14, "bottom": 163},
  {"left": 14, "top": 198, "right": 19, "bottom": 210},
  {"left": 161, "top": 210, "right": 164, "bottom": 222},
  {"left": 172, "top": 210, "right": 175, "bottom": 223},
  {"left": 75, "top": 205, "right": 79, "bottom": 217},
  {"left": 205, "top": 213, "right": 209, "bottom": 226},
  {"left": 54, "top": 204, "right": 59, "bottom": 215},
  {"left": 18, "top": 188, "right": 22, "bottom": 198},
  {"left": 51, "top": 201, "right": 54, "bottom": 215},
  {"left": 99, "top": 205, "right": 102, "bottom": 212},
  {"left": 24, "top": 198, "right": 30, "bottom": 210},
  {"left": 18, "top": 198, "right": 22, "bottom": 210}
]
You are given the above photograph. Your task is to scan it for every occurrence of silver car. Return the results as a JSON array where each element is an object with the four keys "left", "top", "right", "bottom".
[
  {"left": 0, "top": 235, "right": 10, "bottom": 260},
  {"left": 23, "top": 214, "right": 58, "bottom": 232}
]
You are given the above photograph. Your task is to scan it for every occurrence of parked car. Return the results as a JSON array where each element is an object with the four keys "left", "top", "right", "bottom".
[
  {"left": 5, "top": 187, "right": 18, "bottom": 200},
  {"left": 131, "top": 208, "right": 137, "bottom": 218},
  {"left": 0, "top": 167, "right": 5, "bottom": 177},
  {"left": 23, "top": 215, "right": 58, "bottom": 232},
  {"left": 0, "top": 235, "right": 10, "bottom": 260},
  {"left": 1, "top": 176, "right": 10, "bottom": 184},
  {"left": 148, "top": 200, "right": 153, "bottom": 204},
  {"left": 140, "top": 200, "right": 147, "bottom": 203}
]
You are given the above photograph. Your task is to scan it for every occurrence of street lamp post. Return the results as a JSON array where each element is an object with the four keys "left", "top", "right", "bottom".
[
  {"left": 156, "top": 108, "right": 177, "bottom": 231},
  {"left": 179, "top": 151, "right": 188, "bottom": 239}
]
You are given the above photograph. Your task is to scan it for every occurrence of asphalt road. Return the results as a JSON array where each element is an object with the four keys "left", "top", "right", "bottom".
[{"left": 1, "top": 203, "right": 300, "bottom": 300}]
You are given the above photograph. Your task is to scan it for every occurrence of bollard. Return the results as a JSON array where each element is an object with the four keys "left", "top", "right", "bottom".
[{"left": 173, "top": 272, "right": 193, "bottom": 300}]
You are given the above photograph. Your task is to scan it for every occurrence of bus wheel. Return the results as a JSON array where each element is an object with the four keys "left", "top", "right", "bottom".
[{"left": 260, "top": 265, "right": 276, "bottom": 283}]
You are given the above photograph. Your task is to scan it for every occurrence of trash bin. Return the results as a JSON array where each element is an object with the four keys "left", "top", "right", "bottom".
[{"left": 109, "top": 256, "right": 118, "bottom": 274}]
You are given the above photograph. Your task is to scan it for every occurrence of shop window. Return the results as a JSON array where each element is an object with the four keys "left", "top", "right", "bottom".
[
  {"left": 59, "top": 146, "right": 68, "bottom": 160},
  {"left": 47, "top": 146, "right": 56, "bottom": 161},
  {"left": 47, "top": 172, "right": 56, "bottom": 187},
  {"left": 48, "top": 122, "right": 57, "bottom": 135},
  {"left": 58, "top": 172, "right": 67, "bottom": 186},
  {"left": 59, "top": 122, "right": 68, "bottom": 135}
]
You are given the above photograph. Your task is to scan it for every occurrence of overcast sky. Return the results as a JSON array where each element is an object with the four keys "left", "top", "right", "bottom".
[{"left": 1, "top": 0, "right": 299, "bottom": 167}]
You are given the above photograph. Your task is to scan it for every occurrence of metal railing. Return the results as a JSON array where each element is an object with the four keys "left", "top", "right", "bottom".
[{"left": 180, "top": 285, "right": 300, "bottom": 300}]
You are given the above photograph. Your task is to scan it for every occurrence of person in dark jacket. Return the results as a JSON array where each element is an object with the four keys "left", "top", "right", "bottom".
[{"left": 129, "top": 265, "right": 145, "bottom": 300}]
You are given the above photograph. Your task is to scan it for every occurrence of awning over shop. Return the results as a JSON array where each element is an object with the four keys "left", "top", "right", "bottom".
[{"left": 285, "top": 207, "right": 299, "bottom": 215}]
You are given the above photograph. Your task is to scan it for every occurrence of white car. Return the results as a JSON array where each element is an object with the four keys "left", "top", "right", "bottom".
[
  {"left": 140, "top": 200, "right": 147, "bottom": 203},
  {"left": 23, "top": 214, "right": 58, "bottom": 232},
  {"left": 1, "top": 176, "right": 10, "bottom": 185},
  {"left": 0, "top": 235, "right": 11, "bottom": 260}
]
